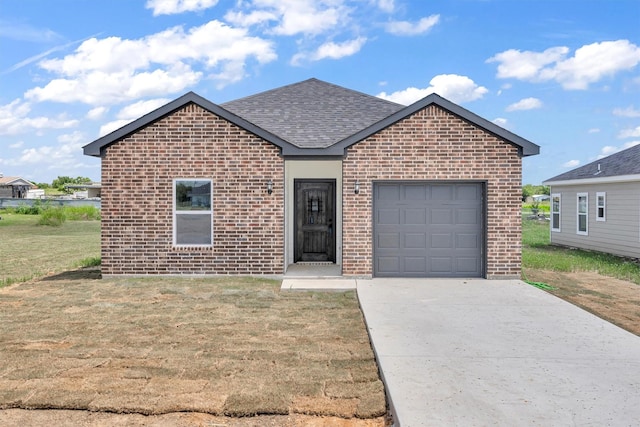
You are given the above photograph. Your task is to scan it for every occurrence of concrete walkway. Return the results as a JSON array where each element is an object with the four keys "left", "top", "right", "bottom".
[{"left": 357, "top": 278, "right": 640, "bottom": 426}]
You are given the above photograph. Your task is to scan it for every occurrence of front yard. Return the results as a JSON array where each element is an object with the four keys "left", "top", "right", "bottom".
[{"left": 0, "top": 274, "right": 386, "bottom": 425}]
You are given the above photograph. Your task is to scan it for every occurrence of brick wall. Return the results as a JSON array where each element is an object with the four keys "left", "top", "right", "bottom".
[
  {"left": 342, "top": 105, "right": 523, "bottom": 278},
  {"left": 101, "top": 103, "right": 284, "bottom": 275}
]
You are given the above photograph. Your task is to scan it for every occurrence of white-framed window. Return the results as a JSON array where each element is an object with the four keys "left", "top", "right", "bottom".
[
  {"left": 551, "top": 193, "right": 561, "bottom": 232},
  {"left": 577, "top": 193, "right": 588, "bottom": 235},
  {"left": 173, "top": 179, "right": 212, "bottom": 246},
  {"left": 596, "top": 192, "right": 606, "bottom": 222}
]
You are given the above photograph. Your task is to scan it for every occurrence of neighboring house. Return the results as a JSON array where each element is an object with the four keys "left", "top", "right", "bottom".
[
  {"left": 544, "top": 143, "right": 640, "bottom": 259},
  {"left": 83, "top": 78, "right": 539, "bottom": 278},
  {"left": 0, "top": 176, "right": 35, "bottom": 199},
  {"left": 65, "top": 183, "right": 102, "bottom": 199}
]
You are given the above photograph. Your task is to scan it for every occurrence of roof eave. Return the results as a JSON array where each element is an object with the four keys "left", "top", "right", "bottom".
[
  {"left": 544, "top": 174, "right": 640, "bottom": 186},
  {"left": 83, "top": 92, "right": 298, "bottom": 157}
]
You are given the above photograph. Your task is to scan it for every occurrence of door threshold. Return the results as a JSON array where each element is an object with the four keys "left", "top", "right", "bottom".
[{"left": 285, "top": 263, "right": 342, "bottom": 278}]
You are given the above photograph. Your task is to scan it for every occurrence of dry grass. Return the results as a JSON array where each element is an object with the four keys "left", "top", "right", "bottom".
[{"left": 0, "top": 274, "right": 385, "bottom": 419}]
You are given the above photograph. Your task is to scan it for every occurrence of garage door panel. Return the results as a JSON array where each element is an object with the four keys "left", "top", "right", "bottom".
[
  {"left": 374, "top": 182, "right": 484, "bottom": 278},
  {"left": 377, "top": 257, "right": 400, "bottom": 273},
  {"left": 403, "top": 184, "right": 427, "bottom": 201},
  {"left": 378, "top": 208, "right": 400, "bottom": 224},
  {"left": 430, "top": 208, "right": 453, "bottom": 224},
  {"left": 377, "top": 232, "right": 400, "bottom": 249},
  {"left": 457, "top": 258, "right": 480, "bottom": 273},
  {"left": 456, "top": 208, "right": 479, "bottom": 225},
  {"left": 404, "top": 208, "right": 426, "bottom": 225},
  {"left": 405, "top": 233, "right": 427, "bottom": 249},
  {"left": 404, "top": 257, "right": 427, "bottom": 273},
  {"left": 431, "top": 233, "right": 452, "bottom": 249},
  {"left": 430, "top": 257, "right": 453, "bottom": 273},
  {"left": 430, "top": 184, "right": 454, "bottom": 200},
  {"left": 456, "top": 233, "right": 478, "bottom": 249},
  {"left": 456, "top": 184, "right": 481, "bottom": 200},
  {"left": 377, "top": 184, "right": 400, "bottom": 201}
]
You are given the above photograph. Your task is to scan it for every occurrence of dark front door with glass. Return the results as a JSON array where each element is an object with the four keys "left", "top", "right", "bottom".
[{"left": 294, "top": 180, "right": 336, "bottom": 262}]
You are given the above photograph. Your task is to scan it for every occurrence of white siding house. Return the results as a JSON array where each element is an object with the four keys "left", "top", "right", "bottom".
[{"left": 544, "top": 144, "right": 640, "bottom": 259}]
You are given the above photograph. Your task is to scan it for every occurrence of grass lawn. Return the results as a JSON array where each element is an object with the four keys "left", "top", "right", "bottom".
[
  {"left": 522, "top": 217, "right": 640, "bottom": 285},
  {"left": 522, "top": 216, "right": 640, "bottom": 336},
  {"left": 0, "top": 211, "right": 386, "bottom": 423},
  {"left": 0, "top": 212, "right": 100, "bottom": 287}
]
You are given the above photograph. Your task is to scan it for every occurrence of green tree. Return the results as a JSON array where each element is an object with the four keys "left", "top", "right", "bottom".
[
  {"left": 52, "top": 176, "right": 93, "bottom": 193},
  {"left": 522, "top": 184, "right": 550, "bottom": 202}
]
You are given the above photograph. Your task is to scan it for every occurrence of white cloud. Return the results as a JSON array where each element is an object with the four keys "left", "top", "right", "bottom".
[
  {"left": 224, "top": 10, "right": 278, "bottom": 27},
  {"left": 9, "top": 141, "right": 24, "bottom": 149},
  {"left": 25, "top": 20, "right": 276, "bottom": 105},
  {"left": 618, "top": 126, "right": 640, "bottom": 139},
  {"left": 562, "top": 160, "right": 580, "bottom": 168},
  {"left": 597, "top": 141, "right": 640, "bottom": 159},
  {"left": 96, "top": 98, "right": 172, "bottom": 137},
  {"left": 377, "top": 74, "right": 488, "bottom": 105},
  {"left": 487, "top": 47, "right": 569, "bottom": 80},
  {"left": 234, "top": 0, "right": 348, "bottom": 37},
  {"left": 376, "top": 0, "right": 395, "bottom": 13},
  {"left": 0, "top": 99, "right": 78, "bottom": 136},
  {"left": 613, "top": 105, "right": 640, "bottom": 118},
  {"left": 8, "top": 132, "right": 86, "bottom": 168},
  {"left": 385, "top": 15, "right": 440, "bottom": 36},
  {"left": 100, "top": 120, "right": 133, "bottom": 137},
  {"left": 493, "top": 118, "right": 509, "bottom": 127},
  {"left": 117, "top": 98, "right": 171, "bottom": 120},
  {"left": 588, "top": 128, "right": 600, "bottom": 134},
  {"left": 87, "top": 107, "right": 108, "bottom": 120},
  {"left": 146, "top": 0, "right": 219, "bottom": 16},
  {"left": 506, "top": 97, "right": 542, "bottom": 112},
  {"left": 315, "top": 37, "right": 367, "bottom": 60},
  {"left": 487, "top": 40, "right": 640, "bottom": 90}
]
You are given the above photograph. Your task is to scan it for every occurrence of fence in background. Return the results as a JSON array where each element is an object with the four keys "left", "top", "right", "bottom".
[{"left": 0, "top": 198, "right": 101, "bottom": 209}]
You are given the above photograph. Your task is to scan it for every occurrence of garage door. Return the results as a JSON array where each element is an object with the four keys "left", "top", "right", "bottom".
[{"left": 373, "top": 182, "right": 484, "bottom": 277}]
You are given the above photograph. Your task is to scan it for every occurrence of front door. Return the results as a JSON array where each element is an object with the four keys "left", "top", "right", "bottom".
[{"left": 294, "top": 180, "right": 336, "bottom": 262}]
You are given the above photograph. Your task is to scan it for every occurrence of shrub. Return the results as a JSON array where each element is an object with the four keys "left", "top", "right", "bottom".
[
  {"left": 14, "top": 200, "right": 47, "bottom": 215},
  {"left": 38, "top": 207, "right": 66, "bottom": 226},
  {"left": 65, "top": 206, "right": 101, "bottom": 221},
  {"left": 78, "top": 256, "right": 101, "bottom": 268}
]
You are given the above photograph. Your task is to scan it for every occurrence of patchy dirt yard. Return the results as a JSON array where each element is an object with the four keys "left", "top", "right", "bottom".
[
  {"left": 0, "top": 271, "right": 387, "bottom": 426},
  {"left": 524, "top": 269, "right": 640, "bottom": 336}
]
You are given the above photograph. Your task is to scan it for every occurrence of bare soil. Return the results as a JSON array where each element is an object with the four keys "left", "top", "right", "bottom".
[
  {"left": 0, "top": 271, "right": 388, "bottom": 426},
  {"left": 524, "top": 268, "right": 640, "bottom": 336}
]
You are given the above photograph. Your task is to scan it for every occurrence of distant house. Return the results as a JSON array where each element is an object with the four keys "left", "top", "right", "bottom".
[
  {"left": 65, "top": 183, "right": 102, "bottom": 199},
  {"left": 0, "top": 176, "right": 35, "bottom": 199},
  {"left": 84, "top": 78, "right": 539, "bottom": 278},
  {"left": 544, "top": 144, "right": 640, "bottom": 259}
]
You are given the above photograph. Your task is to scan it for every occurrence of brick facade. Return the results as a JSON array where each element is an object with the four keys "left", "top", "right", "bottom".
[
  {"left": 101, "top": 103, "right": 284, "bottom": 275},
  {"left": 342, "top": 105, "right": 523, "bottom": 278}
]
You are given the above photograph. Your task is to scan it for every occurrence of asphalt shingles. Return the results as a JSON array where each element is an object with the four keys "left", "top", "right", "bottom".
[{"left": 222, "top": 78, "right": 405, "bottom": 149}]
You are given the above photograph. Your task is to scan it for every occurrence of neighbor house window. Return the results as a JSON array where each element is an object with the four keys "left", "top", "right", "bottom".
[
  {"left": 551, "top": 193, "right": 561, "bottom": 232},
  {"left": 174, "top": 179, "right": 212, "bottom": 246},
  {"left": 577, "top": 193, "right": 588, "bottom": 235},
  {"left": 596, "top": 192, "right": 606, "bottom": 222}
]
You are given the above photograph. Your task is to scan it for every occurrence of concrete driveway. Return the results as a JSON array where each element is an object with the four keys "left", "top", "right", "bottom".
[{"left": 357, "top": 279, "right": 640, "bottom": 426}]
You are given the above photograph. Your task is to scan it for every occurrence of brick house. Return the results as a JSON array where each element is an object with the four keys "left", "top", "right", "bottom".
[{"left": 84, "top": 78, "right": 539, "bottom": 278}]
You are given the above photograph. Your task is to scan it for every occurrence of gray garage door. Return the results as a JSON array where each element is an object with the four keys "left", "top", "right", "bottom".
[{"left": 373, "top": 182, "right": 484, "bottom": 277}]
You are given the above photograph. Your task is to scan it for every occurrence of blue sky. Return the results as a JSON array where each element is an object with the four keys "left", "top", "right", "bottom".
[{"left": 1, "top": 0, "right": 639, "bottom": 185}]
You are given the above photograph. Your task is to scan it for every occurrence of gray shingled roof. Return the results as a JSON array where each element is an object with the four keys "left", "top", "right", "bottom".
[
  {"left": 84, "top": 78, "right": 539, "bottom": 158},
  {"left": 221, "top": 78, "right": 405, "bottom": 148},
  {"left": 545, "top": 143, "right": 640, "bottom": 182}
]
